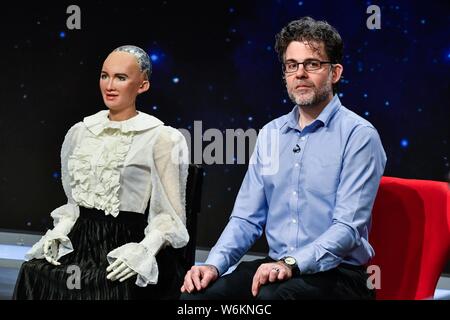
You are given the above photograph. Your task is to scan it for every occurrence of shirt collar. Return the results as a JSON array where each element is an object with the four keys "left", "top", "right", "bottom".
[
  {"left": 83, "top": 110, "right": 164, "bottom": 136},
  {"left": 281, "top": 94, "right": 342, "bottom": 134},
  {"left": 316, "top": 94, "right": 341, "bottom": 127}
]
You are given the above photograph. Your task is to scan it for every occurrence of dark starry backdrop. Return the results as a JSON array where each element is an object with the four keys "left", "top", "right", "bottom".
[{"left": 0, "top": 1, "right": 449, "bottom": 254}]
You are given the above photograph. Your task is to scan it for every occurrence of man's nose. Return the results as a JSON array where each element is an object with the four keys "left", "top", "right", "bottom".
[{"left": 295, "top": 64, "right": 308, "bottom": 78}]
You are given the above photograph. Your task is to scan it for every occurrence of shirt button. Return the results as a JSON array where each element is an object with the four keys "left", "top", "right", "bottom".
[
  {"left": 295, "top": 163, "right": 299, "bottom": 167},
  {"left": 301, "top": 137, "right": 306, "bottom": 141},
  {"left": 292, "top": 219, "right": 297, "bottom": 224},
  {"left": 292, "top": 191, "right": 297, "bottom": 195},
  {"left": 290, "top": 247, "right": 295, "bottom": 251}
]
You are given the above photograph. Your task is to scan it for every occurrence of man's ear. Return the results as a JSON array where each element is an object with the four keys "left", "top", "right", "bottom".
[
  {"left": 137, "top": 80, "right": 150, "bottom": 94},
  {"left": 331, "top": 64, "right": 343, "bottom": 84}
]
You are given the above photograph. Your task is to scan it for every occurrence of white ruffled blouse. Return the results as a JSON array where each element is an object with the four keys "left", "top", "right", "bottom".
[{"left": 26, "top": 110, "right": 190, "bottom": 287}]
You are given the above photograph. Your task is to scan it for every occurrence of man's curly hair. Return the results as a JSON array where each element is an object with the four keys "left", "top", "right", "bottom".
[{"left": 275, "top": 17, "right": 343, "bottom": 94}]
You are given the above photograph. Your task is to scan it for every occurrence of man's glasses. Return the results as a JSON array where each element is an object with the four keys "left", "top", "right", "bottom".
[{"left": 283, "top": 59, "right": 332, "bottom": 73}]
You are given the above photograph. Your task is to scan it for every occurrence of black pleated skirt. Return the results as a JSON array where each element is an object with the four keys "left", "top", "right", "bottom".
[{"left": 13, "top": 207, "right": 186, "bottom": 300}]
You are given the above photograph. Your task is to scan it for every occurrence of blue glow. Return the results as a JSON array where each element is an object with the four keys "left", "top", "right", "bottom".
[
  {"left": 248, "top": 116, "right": 253, "bottom": 121},
  {"left": 385, "top": 101, "right": 390, "bottom": 106},
  {"left": 364, "top": 111, "right": 370, "bottom": 116},
  {"left": 363, "top": 93, "right": 368, "bottom": 98},
  {"left": 150, "top": 54, "right": 158, "bottom": 62},
  {"left": 0, "top": 244, "right": 31, "bottom": 260},
  {"left": 339, "top": 93, "right": 344, "bottom": 98},
  {"left": 52, "top": 172, "right": 60, "bottom": 179},
  {"left": 298, "top": 1, "right": 303, "bottom": 5},
  {"left": 401, "top": 139, "right": 409, "bottom": 148},
  {"left": 172, "top": 77, "right": 180, "bottom": 84},
  {"left": 59, "top": 31, "right": 66, "bottom": 39},
  {"left": 152, "top": 105, "right": 158, "bottom": 110}
]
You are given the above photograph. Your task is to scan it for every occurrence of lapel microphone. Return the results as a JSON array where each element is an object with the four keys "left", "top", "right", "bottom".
[{"left": 293, "top": 144, "right": 301, "bottom": 153}]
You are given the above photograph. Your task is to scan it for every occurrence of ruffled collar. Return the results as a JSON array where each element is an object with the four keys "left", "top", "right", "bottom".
[{"left": 83, "top": 110, "right": 164, "bottom": 136}]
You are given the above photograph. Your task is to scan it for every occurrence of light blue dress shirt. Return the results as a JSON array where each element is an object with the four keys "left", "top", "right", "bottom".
[{"left": 206, "top": 95, "right": 387, "bottom": 275}]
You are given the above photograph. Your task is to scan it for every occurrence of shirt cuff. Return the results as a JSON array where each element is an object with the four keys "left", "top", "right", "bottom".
[
  {"left": 107, "top": 243, "right": 159, "bottom": 287},
  {"left": 25, "top": 229, "right": 74, "bottom": 261},
  {"left": 205, "top": 254, "right": 229, "bottom": 276}
]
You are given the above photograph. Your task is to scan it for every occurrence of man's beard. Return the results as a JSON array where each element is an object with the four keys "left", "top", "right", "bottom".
[{"left": 288, "top": 77, "right": 332, "bottom": 107}]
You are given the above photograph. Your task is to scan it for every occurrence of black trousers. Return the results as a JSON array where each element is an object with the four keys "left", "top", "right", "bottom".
[{"left": 180, "top": 257, "right": 375, "bottom": 300}]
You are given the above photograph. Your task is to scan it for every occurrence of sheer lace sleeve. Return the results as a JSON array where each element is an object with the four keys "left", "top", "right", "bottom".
[{"left": 25, "top": 123, "right": 83, "bottom": 261}]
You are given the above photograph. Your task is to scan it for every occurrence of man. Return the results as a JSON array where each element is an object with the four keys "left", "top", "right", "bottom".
[{"left": 181, "top": 17, "right": 386, "bottom": 300}]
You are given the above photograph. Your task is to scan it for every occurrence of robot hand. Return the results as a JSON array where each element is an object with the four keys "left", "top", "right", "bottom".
[
  {"left": 106, "top": 259, "right": 137, "bottom": 282},
  {"left": 43, "top": 239, "right": 61, "bottom": 266}
]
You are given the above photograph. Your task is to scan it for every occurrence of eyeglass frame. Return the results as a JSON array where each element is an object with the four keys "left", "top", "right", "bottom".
[{"left": 282, "top": 58, "right": 334, "bottom": 74}]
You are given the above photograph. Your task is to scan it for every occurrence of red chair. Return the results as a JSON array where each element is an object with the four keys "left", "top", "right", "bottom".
[{"left": 369, "top": 176, "right": 450, "bottom": 299}]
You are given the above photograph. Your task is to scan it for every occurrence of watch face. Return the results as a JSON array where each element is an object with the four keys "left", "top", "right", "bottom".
[{"left": 284, "top": 256, "right": 296, "bottom": 266}]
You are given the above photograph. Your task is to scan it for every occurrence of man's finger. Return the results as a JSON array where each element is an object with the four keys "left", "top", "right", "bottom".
[
  {"left": 200, "top": 272, "right": 214, "bottom": 289},
  {"left": 192, "top": 269, "right": 202, "bottom": 291},
  {"left": 269, "top": 268, "right": 279, "bottom": 282},
  {"left": 183, "top": 270, "right": 195, "bottom": 293},
  {"left": 277, "top": 268, "right": 288, "bottom": 280},
  {"left": 260, "top": 269, "right": 269, "bottom": 285},
  {"left": 251, "top": 271, "right": 260, "bottom": 296}
]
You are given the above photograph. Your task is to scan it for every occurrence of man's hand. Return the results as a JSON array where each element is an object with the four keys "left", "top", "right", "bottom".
[
  {"left": 181, "top": 265, "right": 219, "bottom": 293},
  {"left": 106, "top": 259, "right": 137, "bottom": 282},
  {"left": 43, "top": 239, "right": 61, "bottom": 266},
  {"left": 251, "top": 262, "right": 292, "bottom": 297}
]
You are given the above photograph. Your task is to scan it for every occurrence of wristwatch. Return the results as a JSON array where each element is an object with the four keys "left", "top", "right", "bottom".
[{"left": 280, "top": 256, "right": 299, "bottom": 275}]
